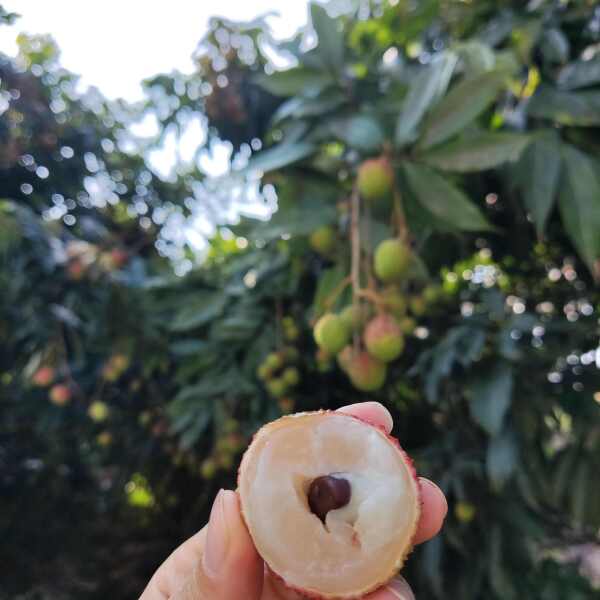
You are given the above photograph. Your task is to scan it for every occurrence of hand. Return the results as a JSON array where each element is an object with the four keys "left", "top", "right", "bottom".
[{"left": 140, "top": 402, "right": 448, "bottom": 600}]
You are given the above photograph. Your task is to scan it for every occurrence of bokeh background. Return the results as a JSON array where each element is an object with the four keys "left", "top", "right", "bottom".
[{"left": 1, "top": 1, "right": 600, "bottom": 598}]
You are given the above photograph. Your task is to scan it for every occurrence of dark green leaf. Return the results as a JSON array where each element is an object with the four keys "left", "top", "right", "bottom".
[
  {"left": 528, "top": 85, "right": 600, "bottom": 126},
  {"left": 516, "top": 130, "right": 561, "bottom": 236},
  {"left": 419, "top": 71, "right": 505, "bottom": 149},
  {"left": 419, "top": 133, "right": 530, "bottom": 172},
  {"left": 169, "top": 292, "right": 228, "bottom": 332},
  {"left": 255, "top": 68, "right": 332, "bottom": 97},
  {"left": 539, "top": 29, "right": 570, "bottom": 65},
  {"left": 487, "top": 428, "right": 518, "bottom": 490},
  {"left": 332, "top": 114, "right": 384, "bottom": 152},
  {"left": 312, "top": 265, "right": 348, "bottom": 315},
  {"left": 403, "top": 162, "right": 492, "bottom": 231},
  {"left": 310, "top": 3, "right": 344, "bottom": 73},
  {"left": 558, "top": 145, "right": 600, "bottom": 276},
  {"left": 395, "top": 51, "right": 457, "bottom": 147},
  {"left": 469, "top": 362, "right": 513, "bottom": 436},
  {"left": 489, "top": 526, "right": 517, "bottom": 599},
  {"left": 241, "top": 141, "right": 315, "bottom": 175},
  {"left": 557, "top": 55, "right": 600, "bottom": 90},
  {"left": 169, "top": 340, "right": 210, "bottom": 356}
]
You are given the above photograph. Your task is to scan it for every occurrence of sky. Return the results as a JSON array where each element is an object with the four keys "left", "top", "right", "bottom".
[{"left": 0, "top": 0, "right": 309, "bottom": 102}]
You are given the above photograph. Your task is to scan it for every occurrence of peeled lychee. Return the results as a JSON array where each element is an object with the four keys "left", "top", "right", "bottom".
[
  {"left": 364, "top": 314, "right": 404, "bottom": 363},
  {"left": 238, "top": 411, "right": 421, "bottom": 599},
  {"left": 314, "top": 314, "right": 350, "bottom": 355},
  {"left": 356, "top": 157, "right": 394, "bottom": 202},
  {"left": 49, "top": 384, "right": 71, "bottom": 406},
  {"left": 310, "top": 226, "right": 336, "bottom": 256},
  {"left": 374, "top": 239, "right": 411, "bottom": 283},
  {"left": 32, "top": 366, "right": 54, "bottom": 387},
  {"left": 346, "top": 351, "right": 387, "bottom": 392}
]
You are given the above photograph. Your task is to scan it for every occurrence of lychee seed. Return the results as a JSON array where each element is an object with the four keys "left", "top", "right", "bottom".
[{"left": 308, "top": 474, "right": 351, "bottom": 523}]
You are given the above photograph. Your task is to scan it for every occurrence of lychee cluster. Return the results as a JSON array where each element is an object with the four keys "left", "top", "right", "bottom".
[
  {"left": 64, "top": 240, "right": 129, "bottom": 281},
  {"left": 257, "top": 346, "right": 301, "bottom": 413},
  {"left": 200, "top": 418, "right": 246, "bottom": 479}
]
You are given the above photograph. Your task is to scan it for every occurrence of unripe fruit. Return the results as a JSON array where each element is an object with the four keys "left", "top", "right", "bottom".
[
  {"left": 49, "top": 384, "right": 71, "bottom": 406},
  {"left": 336, "top": 345, "right": 354, "bottom": 373},
  {"left": 257, "top": 363, "right": 272, "bottom": 380},
  {"left": 380, "top": 286, "right": 407, "bottom": 318},
  {"left": 32, "top": 366, "right": 54, "bottom": 387},
  {"left": 423, "top": 284, "right": 441, "bottom": 305},
  {"left": 409, "top": 295, "right": 426, "bottom": 317},
  {"left": 339, "top": 304, "right": 370, "bottom": 331},
  {"left": 282, "top": 367, "right": 300, "bottom": 387},
  {"left": 346, "top": 352, "right": 387, "bottom": 391},
  {"left": 309, "top": 226, "right": 336, "bottom": 256},
  {"left": 356, "top": 157, "right": 394, "bottom": 202},
  {"left": 364, "top": 314, "right": 405, "bottom": 362},
  {"left": 265, "top": 352, "right": 284, "bottom": 371},
  {"left": 217, "top": 452, "right": 234, "bottom": 470},
  {"left": 398, "top": 316, "right": 417, "bottom": 335},
  {"left": 316, "top": 348, "right": 333, "bottom": 372},
  {"left": 267, "top": 378, "right": 287, "bottom": 398},
  {"left": 201, "top": 458, "right": 217, "bottom": 479},
  {"left": 96, "top": 431, "right": 113, "bottom": 447},
  {"left": 455, "top": 501, "right": 476, "bottom": 523},
  {"left": 284, "top": 324, "right": 300, "bottom": 341},
  {"left": 374, "top": 239, "right": 411, "bottom": 283},
  {"left": 88, "top": 401, "right": 110, "bottom": 422},
  {"left": 238, "top": 411, "right": 421, "bottom": 598},
  {"left": 314, "top": 313, "right": 350, "bottom": 355},
  {"left": 282, "top": 346, "right": 300, "bottom": 362}
]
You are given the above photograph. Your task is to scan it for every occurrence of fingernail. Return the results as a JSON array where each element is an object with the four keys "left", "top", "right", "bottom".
[
  {"left": 203, "top": 489, "right": 232, "bottom": 578},
  {"left": 420, "top": 477, "right": 448, "bottom": 517},
  {"left": 386, "top": 577, "right": 415, "bottom": 600}
]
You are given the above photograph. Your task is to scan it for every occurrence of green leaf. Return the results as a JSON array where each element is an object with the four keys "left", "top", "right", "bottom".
[
  {"left": 539, "top": 28, "right": 570, "bottom": 66},
  {"left": 557, "top": 55, "right": 600, "bottom": 90},
  {"left": 558, "top": 144, "right": 600, "bottom": 277},
  {"left": 332, "top": 114, "right": 384, "bottom": 152},
  {"left": 487, "top": 428, "right": 518, "bottom": 490},
  {"left": 395, "top": 51, "right": 457, "bottom": 147},
  {"left": 527, "top": 85, "right": 600, "bottom": 126},
  {"left": 419, "top": 71, "right": 505, "bottom": 150},
  {"left": 310, "top": 3, "right": 344, "bottom": 73},
  {"left": 469, "top": 362, "right": 513, "bottom": 436},
  {"left": 516, "top": 131, "right": 561, "bottom": 236},
  {"left": 403, "top": 162, "right": 492, "bottom": 231},
  {"left": 312, "top": 265, "right": 347, "bottom": 315},
  {"left": 169, "top": 292, "right": 228, "bottom": 332},
  {"left": 419, "top": 133, "right": 530, "bottom": 172},
  {"left": 255, "top": 68, "right": 332, "bottom": 97},
  {"left": 241, "top": 141, "right": 315, "bottom": 175}
]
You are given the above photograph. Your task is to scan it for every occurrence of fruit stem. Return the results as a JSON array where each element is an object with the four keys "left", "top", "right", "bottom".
[
  {"left": 350, "top": 187, "right": 361, "bottom": 351},
  {"left": 393, "top": 187, "right": 410, "bottom": 244}
]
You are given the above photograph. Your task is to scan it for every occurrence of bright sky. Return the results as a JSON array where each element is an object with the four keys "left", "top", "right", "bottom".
[{"left": 0, "top": 0, "right": 309, "bottom": 102}]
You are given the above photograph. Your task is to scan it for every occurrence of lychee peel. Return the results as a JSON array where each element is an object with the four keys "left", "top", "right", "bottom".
[{"left": 238, "top": 411, "right": 421, "bottom": 599}]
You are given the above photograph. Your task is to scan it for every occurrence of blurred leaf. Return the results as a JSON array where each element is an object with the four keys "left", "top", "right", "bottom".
[
  {"left": 527, "top": 85, "right": 600, "bottom": 126},
  {"left": 395, "top": 51, "right": 458, "bottom": 147},
  {"left": 558, "top": 144, "right": 600, "bottom": 276},
  {"left": 514, "top": 130, "right": 561, "bottom": 237},
  {"left": 169, "top": 340, "right": 211, "bottom": 356},
  {"left": 419, "top": 133, "right": 530, "bottom": 172},
  {"left": 403, "top": 162, "right": 493, "bottom": 231},
  {"left": 310, "top": 3, "right": 344, "bottom": 73},
  {"left": 487, "top": 428, "right": 518, "bottom": 490},
  {"left": 489, "top": 526, "right": 517, "bottom": 599},
  {"left": 331, "top": 114, "right": 384, "bottom": 152},
  {"left": 169, "top": 292, "right": 228, "bottom": 332},
  {"left": 241, "top": 141, "right": 315, "bottom": 174},
  {"left": 255, "top": 68, "right": 332, "bottom": 96},
  {"left": 421, "top": 534, "right": 444, "bottom": 597},
  {"left": 312, "top": 265, "right": 347, "bottom": 315},
  {"left": 418, "top": 71, "right": 505, "bottom": 150},
  {"left": 557, "top": 55, "right": 600, "bottom": 90},
  {"left": 469, "top": 362, "right": 513, "bottom": 436},
  {"left": 539, "top": 29, "right": 570, "bottom": 65}
]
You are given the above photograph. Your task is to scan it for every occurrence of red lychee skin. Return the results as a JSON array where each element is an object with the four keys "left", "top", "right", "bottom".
[
  {"left": 32, "top": 366, "right": 54, "bottom": 387},
  {"left": 237, "top": 410, "right": 422, "bottom": 599}
]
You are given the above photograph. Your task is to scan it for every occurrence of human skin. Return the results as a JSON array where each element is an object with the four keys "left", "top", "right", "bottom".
[{"left": 140, "top": 402, "right": 448, "bottom": 600}]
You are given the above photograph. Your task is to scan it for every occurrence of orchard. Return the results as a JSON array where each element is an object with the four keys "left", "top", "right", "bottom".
[{"left": 1, "top": 1, "right": 600, "bottom": 598}]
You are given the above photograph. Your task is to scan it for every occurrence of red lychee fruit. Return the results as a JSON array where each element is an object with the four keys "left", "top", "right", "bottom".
[
  {"left": 364, "top": 314, "right": 405, "bottom": 363},
  {"left": 346, "top": 351, "right": 387, "bottom": 392},
  {"left": 356, "top": 157, "right": 394, "bottom": 203},
  {"left": 238, "top": 411, "right": 421, "bottom": 599},
  {"left": 49, "top": 384, "right": 71, "bottom": 406},
  {"left": 32, "top": 366, "right": 54, "bottom": 387}
]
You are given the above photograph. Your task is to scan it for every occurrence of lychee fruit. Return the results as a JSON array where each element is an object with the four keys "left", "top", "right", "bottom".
[
  {"left": 278, "top": 397, "right": 295, "bottom": 413},
  {"left": 380, "top": 286, "right": 407, "bottom": 318},
  {"left": 339, "top": 304, "right": 370, "bottom": 331},
  {"left": 32, "top": 366, "right": 54, "bottom": 387},
  {"left": 96, "top": 431, "right": 113, "bottom": 447},
  {"left": 267, "top": 378, "right": 287, "bottom": 399},
  {"left": 346, "top": 352, "right": 387, "bottom": 392},
  {"left": 314, "top": 313, "right": 350, "bottom": 355},
  {"left": 356, "top": 157, "right": 394, "bottom": 202},
  {"left": 257, "top": 363, "right": 272, "bottom": 380},
  {"left": 88, "top": 401, "right": 110, "bottom": 422},
  {"left": 364, "top": 314, "right": 405, "bottom": 363},
  {"left": 374, "top": 239, "right": 411, "bottom": 283},
  {"left": 409, "top": 295, "right": 426, "bottom": 317},
  {"left": 49, "top": 384, "right": 71, "bottom": 406},
  {"left": 309, "top": 226, "right": 336, "bottom": 257},
  {"left": 265, "top": 352, "right": 284, "bottom": 371},
  {"left": 238, "top": 411, "right": 421, "bottom": 598},
  {"left": 398, "top": 316, "right": 417, "bottom": 335},
  {"left": 282, "top": 367, "right": 300, "bottom": 387},
  {"left": 422, "top": 284, "right": 441, "bottom": 305},
  {"left": 201, "top": 458, "right": 217, "bottom": 479},
  {"left": 316, "top": 348, "right": 334, "bottom": 373},
  {"left": 455, "top": 501, "right": 476, "bottom": 523},
  {"left": 336, "top": 345, "right": 354, "bottom": 373}
]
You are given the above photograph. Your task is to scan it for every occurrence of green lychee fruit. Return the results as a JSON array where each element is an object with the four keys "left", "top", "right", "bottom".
[
  {"left": 346, "top": 352, "right": 387, "bottom": 392},
  {"left": 282, "top": 346, "right": 300, "bottom": 362},
  {"left": 267, "top": 378, "right": 287, "bottom": 398},
  {"left": 398, "top": 316, "right": 417, "bottom": 335},
  {"left": 265, "top": 352, "right": 284, "bottom": 371},
  {"left": 282, "top": 367, "right": 300, "bottom": 387},
  {"left": 201, "top": 458, "right": 217, "bottom": 479},
  {"left": 314, "top": 313, "right": 350, "bottom": 355},
  {"left": 423, "top": 285, "right": 441, "bottom": 305},
  {"left": 374, "top": 239, "right": 412, "bottom": 283},
  {"left": 409, "top": 295, "right": 426, "bottom": 316},
  {"left": 257, "top": 363, "right": 272, "bottom": 380},
  {"left": 339, "top": 303, "right": 370, "bottom": 331},
  {"left": 284, "top": 324, "right": 300, "bottom": 341},
  {"left": 455, "top": 501, "right": 476, "bottom": 523},
  {"left": 380, "top": 286, "right": 407, "bottom": 318},
  {"left": 309, "top": 226, "right": 336, "bottom": 256},
  {"left": 364, "top": 314, "right": 405, "bottom": 362},
  {"left": 88, "top": 401, "right": 110, "bottom": 422},
  {"left": 357, "top": 157, "right": 394, "bottom": 202},
  {"left": 315, "top": 348, "right": 333, "bottom": 372}
]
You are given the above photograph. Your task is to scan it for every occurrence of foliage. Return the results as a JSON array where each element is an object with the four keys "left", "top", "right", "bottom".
[{"left": 1, "top": 1, "right": 600, "bottom": 598}]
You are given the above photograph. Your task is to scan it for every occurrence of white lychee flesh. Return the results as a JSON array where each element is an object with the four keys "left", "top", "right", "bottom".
[{"left": 238, "top": 411, "right": 421, "bottom": 598}]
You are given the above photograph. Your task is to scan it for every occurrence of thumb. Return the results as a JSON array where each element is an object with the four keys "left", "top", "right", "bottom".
[{"left": 173, "top": 489, "right": 263, "bottom": 600}]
